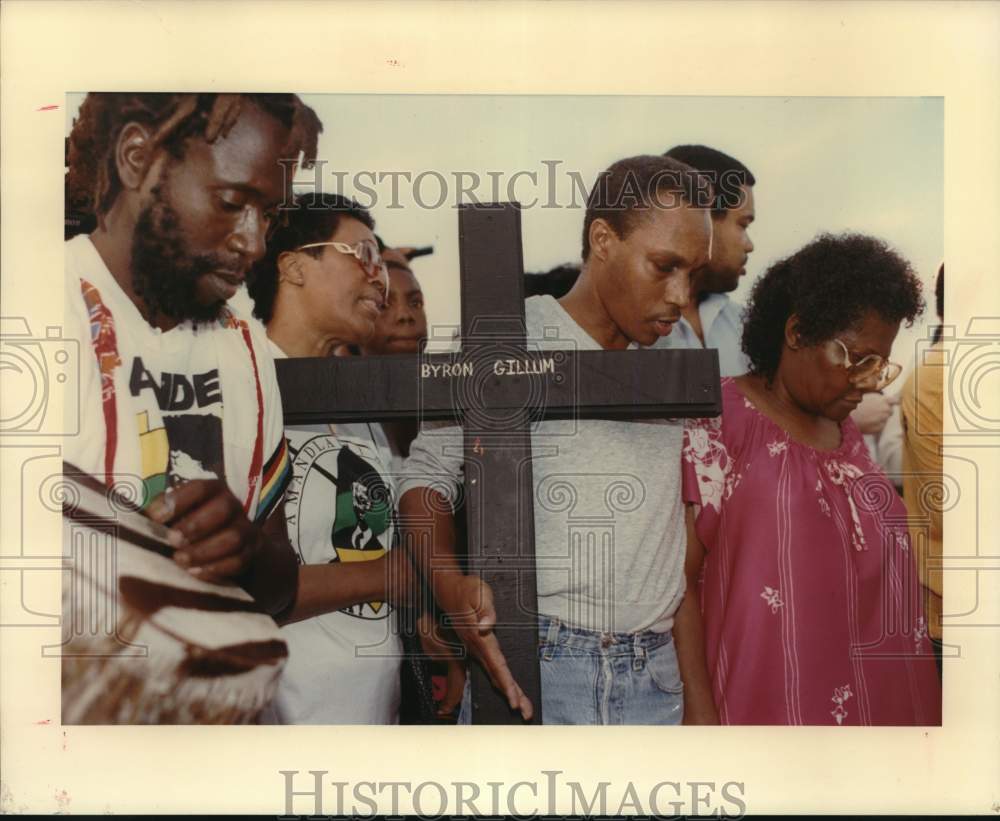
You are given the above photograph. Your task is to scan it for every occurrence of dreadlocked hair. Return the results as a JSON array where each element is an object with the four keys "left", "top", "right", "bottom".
[{"left": 67, "top": 93, "right": 322, "bottom": 223}]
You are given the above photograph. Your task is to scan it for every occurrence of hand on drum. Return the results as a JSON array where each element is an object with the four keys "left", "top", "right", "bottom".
[{"left": 146, "top": 479, "right": 263, "bottom": 582}]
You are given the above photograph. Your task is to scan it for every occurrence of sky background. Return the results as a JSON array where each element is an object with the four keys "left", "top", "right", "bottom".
[{"left": 67, "top": 94, "right": 943, "bottom": 379}]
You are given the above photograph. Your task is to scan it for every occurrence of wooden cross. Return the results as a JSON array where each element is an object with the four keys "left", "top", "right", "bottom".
[{"left": 275, "top": 203, "right": 721, "bottom": 724}]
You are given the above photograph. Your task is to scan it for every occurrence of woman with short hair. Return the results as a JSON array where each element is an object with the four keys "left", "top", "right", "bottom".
[
  {"left": 248, "top": 192, "right": 406, "bottom": 724},
  {"left": 675, "top": 233, "right": 942, "bottom": 725}
]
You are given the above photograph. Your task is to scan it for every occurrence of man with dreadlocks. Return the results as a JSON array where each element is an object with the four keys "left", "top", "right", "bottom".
[{"left": 61, "top": 93, "right": 324, "bottom": 723}]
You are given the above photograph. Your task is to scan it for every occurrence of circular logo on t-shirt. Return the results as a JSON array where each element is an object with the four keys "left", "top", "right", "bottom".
[{"left": 284, "top": 432, "right": 394, "bottom": 620}]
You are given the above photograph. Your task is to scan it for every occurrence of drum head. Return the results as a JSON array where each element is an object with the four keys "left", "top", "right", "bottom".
[{"left": 60, "top": 520, "right": 288, "bottom": 724}]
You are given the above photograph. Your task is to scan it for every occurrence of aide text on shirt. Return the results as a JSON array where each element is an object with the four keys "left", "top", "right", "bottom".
[
  {"left": 419, "top": 356, "right": 557, "bottom": 379},
  {"left": 129, "top": 357, "right": 222, "bottom": 411}
]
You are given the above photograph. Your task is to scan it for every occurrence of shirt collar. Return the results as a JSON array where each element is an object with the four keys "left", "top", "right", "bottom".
[{"left": 697, "top": 292, "right": 731, "bottom": 331}]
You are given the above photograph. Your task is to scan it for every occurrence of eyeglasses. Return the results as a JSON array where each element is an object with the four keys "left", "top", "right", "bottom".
[
  {"left": 296, "top": 239, "right": 389, "bottom": 292},
  {"left": 824, "top": 338, "right": 902, "bottom": 390}
]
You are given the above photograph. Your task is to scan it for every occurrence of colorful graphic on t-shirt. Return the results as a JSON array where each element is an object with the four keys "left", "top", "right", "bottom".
[
  {"left": 331, "top": 447, "right": 391, "bottom": 554},
  {"left": 284, "top": 432, "right": 393, "bottom": 621},
  {"left": 330, "top": 447, "right": 391, "bottom": 617},
  {"left": 128, "top": 354, "right": 226, "bottom": 506},
  {"left": 136, "top": 410, "right": 168, "bottom": 503}
]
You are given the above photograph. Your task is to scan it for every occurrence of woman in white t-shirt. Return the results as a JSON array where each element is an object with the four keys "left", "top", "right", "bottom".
[{"left": 248, "top": 192, "right": 408, "bottom": 724}]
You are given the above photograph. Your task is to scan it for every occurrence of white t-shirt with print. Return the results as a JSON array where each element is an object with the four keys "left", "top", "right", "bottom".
[
  {"left": 64, "top": 234, "right": 289, "bottom": 521},
  {"left": 62, "top": 234, "right": 292, "bottom": 724},
  {"left": 260, "top": 340, "right": 402, "bottom": 725}
]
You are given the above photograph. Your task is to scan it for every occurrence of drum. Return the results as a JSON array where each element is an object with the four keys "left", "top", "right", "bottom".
[{"left": 59, "top": 468, "right": 288, "bottom": 724}]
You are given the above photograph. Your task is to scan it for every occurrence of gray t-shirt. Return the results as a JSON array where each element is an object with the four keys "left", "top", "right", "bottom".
[{"left": 398, "top": 295, "right": 686, "bottom": 634}]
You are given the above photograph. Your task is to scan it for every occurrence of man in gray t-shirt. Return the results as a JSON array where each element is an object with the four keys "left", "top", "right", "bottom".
[{"left": 398, "top": 154, "right": 714, "bottom": 725}]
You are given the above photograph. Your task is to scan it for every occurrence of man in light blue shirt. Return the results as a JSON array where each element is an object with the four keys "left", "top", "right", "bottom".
[{"left": 650, "top": 145, "right": 756, "bottom": 376}]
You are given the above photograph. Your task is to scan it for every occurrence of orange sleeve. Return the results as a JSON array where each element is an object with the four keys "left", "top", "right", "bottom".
[{"left": 901, "top": 345, "right": 944, "bottom": 599}]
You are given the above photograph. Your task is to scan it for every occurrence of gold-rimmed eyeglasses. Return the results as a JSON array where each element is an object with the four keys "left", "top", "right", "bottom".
[{"left": 823, "top": 338, "right": 902, "bottom": 390}]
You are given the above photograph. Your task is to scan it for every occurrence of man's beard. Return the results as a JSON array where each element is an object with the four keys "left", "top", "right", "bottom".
[
  {"left": 696, "top": 264, "right": 741, "bottom": 297},
  {"left": 130, "top": 182, "right": 234, "bottom": 325}
]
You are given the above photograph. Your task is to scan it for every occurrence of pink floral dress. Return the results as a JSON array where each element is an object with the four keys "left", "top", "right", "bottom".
[{"left": 682, "top": 378, "right": 941, "bottom": 725}]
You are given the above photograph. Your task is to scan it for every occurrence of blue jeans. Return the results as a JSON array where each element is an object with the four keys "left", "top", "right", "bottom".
[{"left": 457, "top": 614, "right": 684, "bottom": 725}]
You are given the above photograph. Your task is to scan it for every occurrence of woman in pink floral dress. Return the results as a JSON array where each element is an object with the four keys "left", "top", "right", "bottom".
[{"left": 676, "top": 234, "right": 941, "bottom": 725}]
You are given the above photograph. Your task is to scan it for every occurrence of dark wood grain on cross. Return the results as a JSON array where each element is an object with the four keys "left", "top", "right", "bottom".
[{"left": 275, "top": 203, "right": 721, "bottom": 724}]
